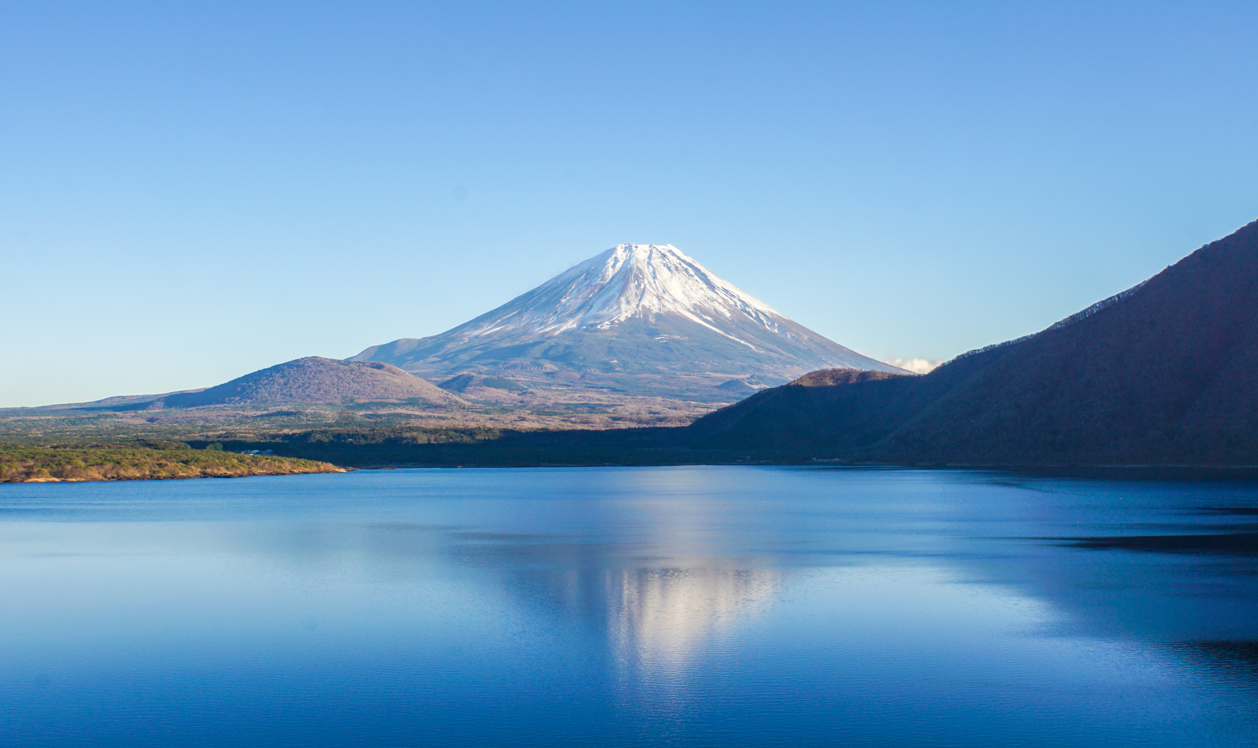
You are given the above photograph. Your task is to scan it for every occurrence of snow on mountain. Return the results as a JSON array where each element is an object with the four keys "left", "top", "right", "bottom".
[
  {"left": 351, "top": 243, "right": 904, "bottom": 398},
  {"left": 465, "top": 244, "right": 780, "bottom": 349}
]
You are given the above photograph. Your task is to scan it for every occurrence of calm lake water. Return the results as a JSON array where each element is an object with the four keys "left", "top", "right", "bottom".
[{"left": 2, "top": 467, "right": 1257, "bottom": 747}]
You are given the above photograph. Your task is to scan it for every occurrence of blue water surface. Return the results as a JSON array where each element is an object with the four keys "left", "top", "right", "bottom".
[{"left": 1, "top": 466, "right": 1256, "bottom": 747}]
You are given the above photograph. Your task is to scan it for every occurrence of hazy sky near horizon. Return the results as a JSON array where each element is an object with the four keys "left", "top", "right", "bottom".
[{"left": 4, "top": 1, "right": 1257, "bottom": 406}]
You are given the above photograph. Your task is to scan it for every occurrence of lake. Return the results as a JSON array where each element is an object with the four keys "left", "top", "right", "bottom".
[{"left": 2, "top": 466, "right": 1256, "bottom": 747}]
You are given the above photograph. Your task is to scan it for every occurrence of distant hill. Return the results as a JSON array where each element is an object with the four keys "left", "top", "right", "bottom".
[
  {"left": 690, "top": 219, "right": 1258, "bottom": 466},
  {"left": 161, "top": 357, "right": 463, "bottom": 408},
  {"left": 687, "top": 369, "right": 918, "bottom": 454},
  {"left": 714, "top": 378, "right": 760, "bottom": 396},
  {"left": 438, "top": 373, "right": 528, "bottom": 394},
  {"left": 352, "top": 243, "right": 903, "bottom": 399}
]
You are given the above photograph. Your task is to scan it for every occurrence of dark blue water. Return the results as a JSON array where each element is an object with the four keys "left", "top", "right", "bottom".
[{"left": 2, "top": 467, "right": 1257, "bottom": 747}]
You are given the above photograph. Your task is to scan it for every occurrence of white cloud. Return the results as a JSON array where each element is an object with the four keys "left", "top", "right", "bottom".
[{"left": 887, "top": 357, "right": 943, "bottom": 375}]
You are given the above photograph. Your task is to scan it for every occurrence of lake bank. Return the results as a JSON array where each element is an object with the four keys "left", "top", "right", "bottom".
[{"left": 0, "top": 446, "right": 344, "bottom": 483}]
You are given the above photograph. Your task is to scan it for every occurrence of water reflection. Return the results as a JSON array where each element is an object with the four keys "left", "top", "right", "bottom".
[
  {"left": 1173, "top": 641, "right": 1258, "bottom": 686},
  {"left": 442, "top": 529, "right": 783, "bottom": 685},
  {"left": 3, "top": 467, "right": 1258, "bottom": 747},
  {"left": 610, "top": 564, "right": 779, "bottom": 679}
]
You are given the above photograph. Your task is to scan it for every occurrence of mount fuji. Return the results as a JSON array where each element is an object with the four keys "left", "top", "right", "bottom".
[{"left": 351, "top": 244, "right": 903, "bottom": 399}]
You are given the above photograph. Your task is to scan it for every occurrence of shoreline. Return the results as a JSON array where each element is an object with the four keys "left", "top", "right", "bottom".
[
  {"left": 6, "top": 467, "right": 350, "bottom": 484},
  {"left": 0, "top": 446, "right": 346, "bottom": 484}
]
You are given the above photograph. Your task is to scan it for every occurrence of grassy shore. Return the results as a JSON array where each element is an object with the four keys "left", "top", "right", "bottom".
[{"left": 0, "top": 446, "right": 344, "bottom": 483}]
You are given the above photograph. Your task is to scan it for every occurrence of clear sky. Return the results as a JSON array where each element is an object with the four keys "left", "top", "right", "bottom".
[{"left": 3, "top": 1, "right": 1257, "bottom": 406}]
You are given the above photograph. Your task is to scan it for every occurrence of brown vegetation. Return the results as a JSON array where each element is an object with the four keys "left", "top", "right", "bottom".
[{"left": 0, "top": 446, "right": 343, "bottom": 483}]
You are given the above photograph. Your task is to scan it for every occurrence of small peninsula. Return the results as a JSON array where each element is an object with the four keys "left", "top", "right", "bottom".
[{"left": 0, "top": 446, "right": 344, "bottom": 483}]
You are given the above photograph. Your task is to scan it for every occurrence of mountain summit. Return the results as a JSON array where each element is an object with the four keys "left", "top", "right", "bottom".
[
  {"left": 448, "top": 243, "right": 788, "bottom": 343},
  {"left": 352, "top": 243, "right": 902, "bottom": 399}
]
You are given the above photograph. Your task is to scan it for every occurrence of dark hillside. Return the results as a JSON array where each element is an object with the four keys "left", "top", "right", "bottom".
[
  {"left": 688, "top": 369, "right": 915, "bottom": 454},
  {"left": 876, "top": 219, "right": 1258, "bottom": 465},
  {"left": 691, "top": 219, "right": 1258, "bottom": 466}
]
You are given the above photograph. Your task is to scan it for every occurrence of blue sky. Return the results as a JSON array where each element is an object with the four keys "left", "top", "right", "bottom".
[{"left": 3, "top": 1, "right": 1256, "bottom": 406}]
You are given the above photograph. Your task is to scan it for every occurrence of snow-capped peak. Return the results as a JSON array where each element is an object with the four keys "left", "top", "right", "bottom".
[
  {"left": 352, "top": 242, "right": 906, "bottom": 378},
  {"left": 458, "top": 243, "right": 783, "bottom": 346}
]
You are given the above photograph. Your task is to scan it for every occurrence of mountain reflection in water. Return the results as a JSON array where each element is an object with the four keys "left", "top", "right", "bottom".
[
  {"left": 611, "top": 565, "right": 779, "bottom": 678},
  {"left": 444, "top": 525, "right": 783, "bottom": 684}
]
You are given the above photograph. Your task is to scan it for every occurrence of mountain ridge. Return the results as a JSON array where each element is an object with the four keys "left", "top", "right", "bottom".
[{"left": 688, "top": 219, "right": 1258, "bottom": 465}]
